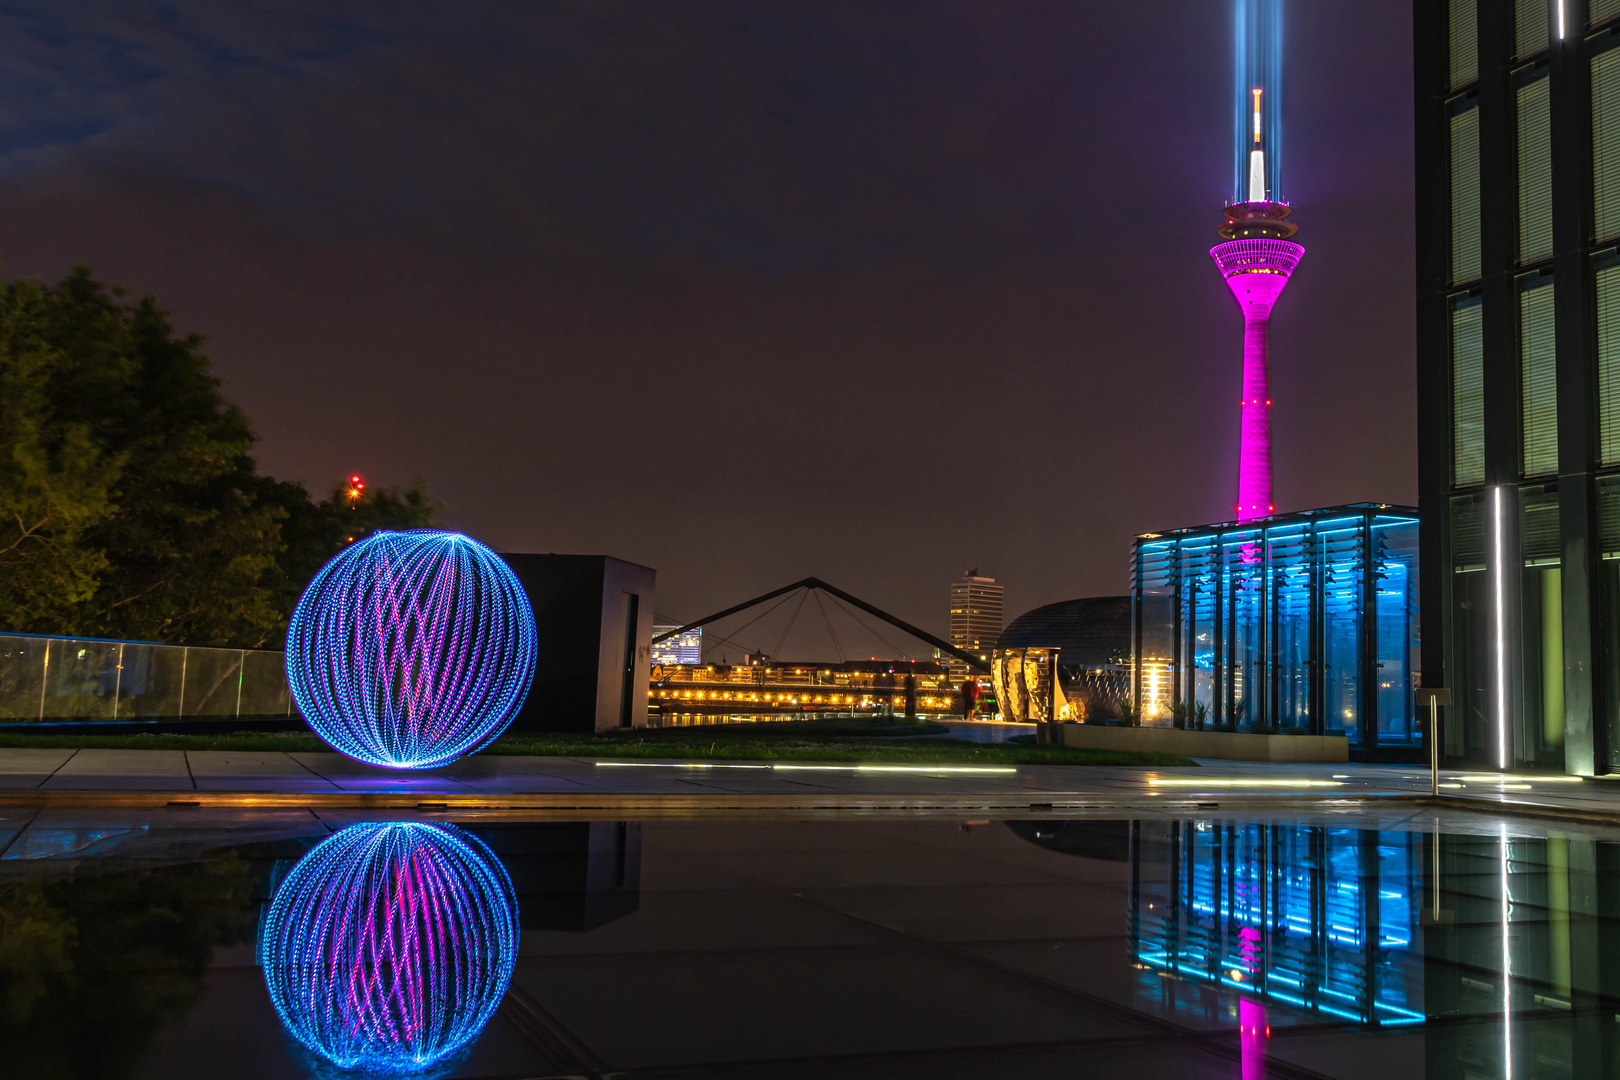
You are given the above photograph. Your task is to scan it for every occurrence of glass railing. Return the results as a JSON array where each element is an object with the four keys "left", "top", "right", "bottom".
[{"left": 0, "top": 632, "right": 291, "bottom": 721}]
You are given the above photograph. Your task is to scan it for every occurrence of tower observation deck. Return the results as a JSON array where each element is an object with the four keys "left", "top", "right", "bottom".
[{"left": 1212, "top": 0, "right": 1301, "bottom": 521}]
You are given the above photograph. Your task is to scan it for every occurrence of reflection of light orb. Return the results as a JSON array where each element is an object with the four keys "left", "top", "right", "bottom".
[
  {"left": 286, "top": 529, "right": 537, "bottom": 769},
  {"left": 260, "top": 822, "right": 519, "bottom": 1074}
]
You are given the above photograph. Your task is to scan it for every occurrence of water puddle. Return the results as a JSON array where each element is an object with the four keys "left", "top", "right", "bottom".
[{"left": 0, "top": 808, "right": 1610, "bottom": 1078}]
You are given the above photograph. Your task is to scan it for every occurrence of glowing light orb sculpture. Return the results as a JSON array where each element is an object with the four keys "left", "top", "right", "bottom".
[
  {"left": 260, "top": 822, "right": 520, "bottom": 1075},
  {"left": 286, "top": 529, "right": 537, "bottom": 769}
]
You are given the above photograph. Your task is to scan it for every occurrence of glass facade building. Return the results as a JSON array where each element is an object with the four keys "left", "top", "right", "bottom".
[
  {"left": 1418, "top": 0, "right": 1620, "bottom": 771},
  {"left": 650, "top": 626, "right": 702, "bottom": 666},
  {"left": 1130, "top": 505, "right": 1420, "bottom": 753}
]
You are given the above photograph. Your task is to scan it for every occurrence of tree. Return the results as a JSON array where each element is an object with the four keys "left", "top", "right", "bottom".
[
  {"left": 0, "top": 268, "right": 439, "bottom": 648},
  {"left": 269, "top": 477, "right": 441, "bottom": 627}
]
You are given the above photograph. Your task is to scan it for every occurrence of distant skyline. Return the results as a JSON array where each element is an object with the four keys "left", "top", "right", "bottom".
[{"left": 0, "top": 1, "right": 1415, "bottom": 640}]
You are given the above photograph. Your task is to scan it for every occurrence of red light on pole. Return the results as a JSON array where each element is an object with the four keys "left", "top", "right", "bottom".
[{"left": 347, "top": 474, "right": 366, "bottom": 504}]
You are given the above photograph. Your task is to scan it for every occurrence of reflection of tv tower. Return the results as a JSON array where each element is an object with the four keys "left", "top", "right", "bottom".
[{"left": 1212, "top": 0, "right": 1302, "bottom": 522}]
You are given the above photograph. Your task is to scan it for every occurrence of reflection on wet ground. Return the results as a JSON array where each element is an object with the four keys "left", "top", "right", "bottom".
[{"left": 1, "top": 806, "right": 1616, "bottom": 1078}]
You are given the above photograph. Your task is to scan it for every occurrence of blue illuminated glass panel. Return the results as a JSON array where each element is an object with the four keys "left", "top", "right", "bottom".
[{"left": 1131, "top": 505, "right": 1418, "bottom": 749}]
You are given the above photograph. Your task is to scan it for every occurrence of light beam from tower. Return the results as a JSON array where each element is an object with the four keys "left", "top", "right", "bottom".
[{"left": 1214, "top": 0, "right": 1302, "bottom": 521}]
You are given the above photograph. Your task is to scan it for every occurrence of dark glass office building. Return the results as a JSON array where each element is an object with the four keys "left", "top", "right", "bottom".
[{"left": 1417, "top": 0, "right": 1620, "bottom": 772}]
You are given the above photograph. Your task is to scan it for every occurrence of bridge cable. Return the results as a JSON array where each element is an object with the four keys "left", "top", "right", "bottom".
[
  {"left": 770, "top": 588, "right": 811, "bottom": 659},
  {"left": 825, "top": 590, "right": 913, "bottom": 662},
  {"left": 812, "top": 590, "right": 846, "bottom": 663},
  {"left": 695, "top": 590, "right": 800, "bottom": 660}
]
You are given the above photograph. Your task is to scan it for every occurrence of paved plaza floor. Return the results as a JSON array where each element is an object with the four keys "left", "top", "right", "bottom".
[{"left": 3, "top": 746, "right": 1620, "bottom": 820}]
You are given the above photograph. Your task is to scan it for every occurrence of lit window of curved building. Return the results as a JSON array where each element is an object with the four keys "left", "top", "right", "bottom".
[{"left": 992, "top": 597, "right": 1131, "bottom": 722}]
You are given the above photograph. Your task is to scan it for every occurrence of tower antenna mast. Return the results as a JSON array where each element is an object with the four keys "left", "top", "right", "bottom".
[{"left": 1212, "top": 0, "right": 1303, "bottom": 521}]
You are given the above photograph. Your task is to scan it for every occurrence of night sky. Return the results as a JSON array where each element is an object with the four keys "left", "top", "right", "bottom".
[{"left": 0, "top": 1, "right": 1414, "bottom": 651}]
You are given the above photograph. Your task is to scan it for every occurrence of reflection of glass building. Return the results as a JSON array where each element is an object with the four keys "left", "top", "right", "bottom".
[
  {"left": 650, "top": 626, "right": 702, "bottom": 666},
  {"left": 1130, "top": 504, "right": 1420, "bottom": 753},
  {"left": 1129, "top": 819, "right": 1425, "bottom": 1029},
  {"left": 1014, "top": 815, "right": 1604, "bottom": 1076}
]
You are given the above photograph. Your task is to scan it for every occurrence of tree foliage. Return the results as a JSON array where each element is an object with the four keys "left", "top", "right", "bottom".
[{"left": 0, "top": 268, "right": 438, "bottom": 648}]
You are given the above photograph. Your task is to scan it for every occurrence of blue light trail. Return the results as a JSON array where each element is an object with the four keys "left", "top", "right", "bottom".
[
  {"left": 260, "top": 822, "right": 520, "bottom": 1074},
  {"left": 285, "top": 529, "right": 538, "bottom": 769}
]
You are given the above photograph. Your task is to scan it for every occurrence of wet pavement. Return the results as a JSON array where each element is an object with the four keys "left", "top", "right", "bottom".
[
  {"left": 5, "top": 748, "right": 1620, "bottom": 822},
  {"left": 1, "top": 806, "right": 1617, "bottom": 1079}
]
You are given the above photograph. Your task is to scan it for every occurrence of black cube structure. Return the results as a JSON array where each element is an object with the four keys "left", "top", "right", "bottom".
[{"left": 498, "top": 554, "right": 656, "bottom": 733}]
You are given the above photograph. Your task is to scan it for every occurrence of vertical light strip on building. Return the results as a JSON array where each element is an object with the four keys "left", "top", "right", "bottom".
[{"left": 1493, "top": 486, "right": 1510, "bottom": 770}]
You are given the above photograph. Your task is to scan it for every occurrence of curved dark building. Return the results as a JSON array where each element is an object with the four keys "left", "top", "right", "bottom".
[
  {"left": 992, "top": 596, "right": 1130, "bottom": 722},
  {"left": 998, "top": 597, "right": 1131, "bottom": 665}
]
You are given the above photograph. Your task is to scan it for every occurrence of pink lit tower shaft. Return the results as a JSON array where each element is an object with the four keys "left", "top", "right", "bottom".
[{"left": 1213, "top": 0, "right": 1302, "bottom": 521}]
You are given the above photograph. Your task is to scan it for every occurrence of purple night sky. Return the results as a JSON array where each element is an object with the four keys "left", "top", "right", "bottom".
[{"left": 0, "top": 1, "right": 1414, "bottom": 645}]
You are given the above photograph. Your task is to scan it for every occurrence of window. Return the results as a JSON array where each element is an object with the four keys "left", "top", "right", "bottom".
[
  {"left": 1516, "top": 0, "right": 1548, "bottom": 57},
  {"left": 1518, "top": 71, "right": 1553, "bottom": 263},
  {"left": 1451, "top": 0, "right": 1478, "bottom": 88},
  {"left": 1599, "top": 476, "right": 1620, "bottom": 767},
  {"left": 1450, "top": 493, "right": 1490, "bottom": 757},
  {"left": 1453, "top": 294, "right": 1486, "bottom": 486},
  {"left": 1596, "top": 0, "right": 1620, "bottom": 28},
  {"left": 1595, "top": 44, "right": 1620, "bottom": 241},
  {"left": 1598, "top": 250, "right": 1620, "bottom": 463},
  {"left": 1452, "top": 102, "right": 1482, "bottom": 282},
  {"left": 1520, "top": 485, "right": 1565, "bottom": 760},
  {"left": 1521, "top": 274, "right": 1558, "bottom": 476}
]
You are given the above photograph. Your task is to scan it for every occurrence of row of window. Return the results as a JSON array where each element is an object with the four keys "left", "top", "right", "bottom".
[
  {"left": 1449, "top": 269, "right": 1559, "bottom": 484},
  {"left": 1449, "top": 13, "right": 1620, "bottom": 285},
  {"left": 1451, "top": 252, "right": 1620, "bottom": 483},
  {"left": 1447, "top": 17, "right": 1620, "bottom": 485},
  {"left": 1451, "top": 0, "right": 1620, "bottom": 90},
  {"left": 1446, "top": 65, "right": 1552, "bottom": 283}
]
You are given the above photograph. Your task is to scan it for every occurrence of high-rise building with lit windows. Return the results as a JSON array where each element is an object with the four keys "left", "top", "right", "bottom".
[
  {"left": 650, "top": 625, "right": 702, "bottom": 666},
  {"left": 948, "top": 570, "right": 1003, "bottom": 684},
  {"left": 1417, "top": 0, "right": 1620, "bottom": 773}
]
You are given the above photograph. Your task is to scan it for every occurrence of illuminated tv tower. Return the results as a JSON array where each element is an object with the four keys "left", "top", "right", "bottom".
[{"left": 1212, "top": 0, "right": 1302, "bottom": 521}]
